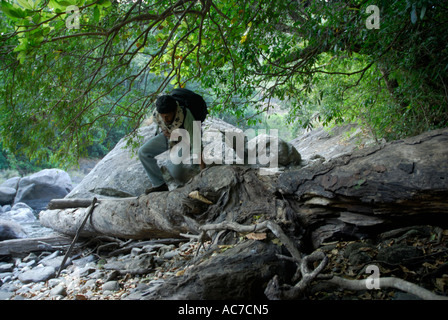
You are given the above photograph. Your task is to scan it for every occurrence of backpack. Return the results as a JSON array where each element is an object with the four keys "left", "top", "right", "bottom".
[{"left": 171, "top": 88, "right": 208, "bottom": 122}]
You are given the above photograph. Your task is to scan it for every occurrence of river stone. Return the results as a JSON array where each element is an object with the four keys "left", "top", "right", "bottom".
[
  {"left": 102, "top": 281, "right": 119, "bottom": 292},
  {"left": 18, "top": 266, "right": 56, "bottom": 283},
  {"left": 376, "top": 244, "right": 423, "bottom": 265},
  {"left": 0, "top": 177, "right": 21, "bottom": 190},
  {"left": 0, "top": 187, "right": 16, "bottom": 206},
  {"left": 14, "top": 169, "right": 73, "bottom": 211},
  {"left": 1, "top": 203, "right": 36, "bottom": 224},
  {"left": 0, "top": 219, "right": 27, "bottom": 241},
  {"left": 50, "top": 284, "right": 67, "bottom": 297},
  {"left": 0, "top": 263, "right": 14, "bottom": 273}
]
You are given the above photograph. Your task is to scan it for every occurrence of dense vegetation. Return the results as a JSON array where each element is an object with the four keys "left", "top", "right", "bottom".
[{"left": 0, "top": 0, "right": 447, "bottom": 170}]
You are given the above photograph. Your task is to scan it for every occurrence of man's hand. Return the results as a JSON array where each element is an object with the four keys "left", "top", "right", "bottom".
[
  {"left": 199, "top": 154, "right": 206, "bottom": 170},
  {"left": 162, "top": 129, "right": 170, "bottom": 138}
]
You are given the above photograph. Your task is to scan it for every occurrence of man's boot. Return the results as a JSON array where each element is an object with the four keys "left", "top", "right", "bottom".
[{"left": 145, "top": 183, "right": 169, "bottom": 194}]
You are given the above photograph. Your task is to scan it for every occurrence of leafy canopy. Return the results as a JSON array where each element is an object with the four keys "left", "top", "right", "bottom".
[{"left": 0, "top": 0, "right": 447, "bottom": 166}]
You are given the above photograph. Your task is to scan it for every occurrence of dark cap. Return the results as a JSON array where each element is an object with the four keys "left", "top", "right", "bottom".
[{"left": 156, "top": 95, "right": 178, "bottom": 114}]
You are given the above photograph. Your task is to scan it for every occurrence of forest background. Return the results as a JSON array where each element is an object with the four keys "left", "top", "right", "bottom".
[{"left": 0, "top": 0, "right": 447, "bottom": 181}]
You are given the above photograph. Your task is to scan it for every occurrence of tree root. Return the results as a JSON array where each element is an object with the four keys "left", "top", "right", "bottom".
[
  {"left": 199, "top": 220, "right": 448, "bottom": 300},
  {"left": 324, "top": 276, "right": 448, "bottom": 300}
]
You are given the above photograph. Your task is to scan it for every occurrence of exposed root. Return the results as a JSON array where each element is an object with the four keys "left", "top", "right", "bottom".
[{"left": 199, "top": 220, "right": 448, "bottom": 300}]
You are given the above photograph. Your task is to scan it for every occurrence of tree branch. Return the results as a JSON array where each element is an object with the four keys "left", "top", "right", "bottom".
[{"left": 326, "top": 276, "right": 448, "bottom": 301}]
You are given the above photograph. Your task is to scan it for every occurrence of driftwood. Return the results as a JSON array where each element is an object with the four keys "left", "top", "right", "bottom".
[
  {"left": 47, "top": 197, "right": 138, "bottom": 210},
  {"left": 0, "top": 235, "right": 75, "bottom": 255}
]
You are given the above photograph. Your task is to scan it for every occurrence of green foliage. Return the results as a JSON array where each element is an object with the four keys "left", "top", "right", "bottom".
[{"left": 0, "top": 0, "right": 447, "bottom": 168}]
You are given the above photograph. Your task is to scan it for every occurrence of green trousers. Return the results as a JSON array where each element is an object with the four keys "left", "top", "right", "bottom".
[{"left": 138, "top": 133, "right": 190, "bottom": 187}]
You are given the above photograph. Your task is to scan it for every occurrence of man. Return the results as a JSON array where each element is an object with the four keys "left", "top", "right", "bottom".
[{"left": 138, "top": 94, "right": 205, "bottom": 194}]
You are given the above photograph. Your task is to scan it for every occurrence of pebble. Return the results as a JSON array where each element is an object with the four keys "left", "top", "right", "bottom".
[
  {"left": 102, "top": 281, "right": 119, "bottom": 292},
  {"left": 0, "top": 263, "right": 14, "bottom": 273},
  {"left": 18, "top": 266, "right": 56, "bottom": 284},
  {"left": 50, "top": 284, "right": 67, "bottom": 297},
  {"left": 0, "top": 239, "right": 201, "bottom": 300}
]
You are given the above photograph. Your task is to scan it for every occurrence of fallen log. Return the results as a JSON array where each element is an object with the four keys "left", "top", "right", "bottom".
[
  {"left": 277, "top": 127, "right": 448, "bottom": 249},
  {"left": 39, "top": 128, "right": 448, "bottom": 250},
  {"left": 0, "top": 235, "right": 75, "bottom": 256},
  {"left": 39, "top": 165, "right": 248, "bottom": 239},
  {"left": 47, "top": 197, "right": 138, "bottom": 210}
]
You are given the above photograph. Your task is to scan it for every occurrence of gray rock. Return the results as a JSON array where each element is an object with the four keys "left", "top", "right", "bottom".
[
  {"left": 0, "top": 282, "right": 18, "bottom": 292},
  {"left": 14, "top": 169, "right": 73, "bottom": 211},
  {"left": 39, "top": 250, "right": 59, "bottom": 262},
  {"left": 291, "top": 124, "right": 377, "bottom": 161},
  {"left": 0, "top": 290, "right": 13, "bottom": 300},
  {"left": 41, "top": 256, "right": 72, "bottom": 269},
  {"left": 18, "top": 266, "right": 55, "bottom": 283},
  {"left": 376, "top": 244, "right": 423, "bottom": 265},
  {"left": 76, "top": 265, "right": 96, "bottom": 277},
  {"left": 1, "top": 203, "right": 36, "bottom": 224},
  {"left": 81, "top": 279, "right": 96, "bottom": 290},
  {"left": 102, "top": 281, "right": 119, "bottom": 292},
  {"left": 64, "top": 118, "right": 299, "bottom": 199},
  {"left": 0, "top": 187, "right": 16, "bottom": 206},
  {"left": 72, "top": 254, "right": 97, "bottom": 268},
  {"left": 0, "top": 219, "right": 27, "bottom": 241},
  {"left": 0, "top": 263, "right": 14, "bottom": 273},
  {"left": 0, "top": 177, "right": 20, "bottom": 191},
  {"left": 163, "top": 250, "right": 179, "bottom": 260},
  {"left": 104, "top": 253, "right": 155, "bottom": 271},
  {"left": 247, "top": 134, "right": 301, "bottom": 168},
  {"left": 50, "top": 284, "right": 67, "bottom": 297},
  {"left": 0, "top": 272, "right": 13, "bottom": 282},
  {"left": 65, "top": 125, "right": 157, "bottom": 199}
]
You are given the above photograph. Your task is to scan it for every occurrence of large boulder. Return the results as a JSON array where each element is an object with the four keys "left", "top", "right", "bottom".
[
  {"left": 291, "top": 124, "right": 377, "bottom": 162},
  {"left": 1, "top": 203, "right": 36, "bottom": 224},
  {"left": 14, "top": 169, "right": 73, "bottom": 211},
  {"left": 1, "top": 177, "right": 20, "bottom": 190},
  {"left": 246, "top": 134, "right": 301, "bottom": 171},
  {"left": 65, "top": 125, "right": 158, "bottom": 199},
  {"left": 66, "top": 118, "right": 302, "bottom": 199},
  {"left": 0, "top": 187, "right": 16, "bottom": 206}
]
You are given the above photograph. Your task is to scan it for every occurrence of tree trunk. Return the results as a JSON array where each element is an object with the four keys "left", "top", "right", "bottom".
[
  {"left": 277, "top": 127, "right": 448, "bottom": 249},
  {"left": 39, "top": 128, "right": 448, "bottom": 249}
]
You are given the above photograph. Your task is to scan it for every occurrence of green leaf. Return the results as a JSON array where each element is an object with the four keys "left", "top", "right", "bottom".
[
  {"left": 93, "top": 5, "right": 100, "bottom": 22},
  {"left": 13, "top": 38, "right": 28, "bottom": 52},
  {"left": 17, "top": 50, "right": 26, "bottom": 64},
  {"left": 57, "top": 0, "right": 75, "bottom": 7},
  {"left": 97, "top": 0, "right": 111, "bottom": 7},
  {"left": 1, "top": 0, "right": 26, "bottom": 19},
  {"left": 17, "top": 0, "right": 33, "bottom": 10}
]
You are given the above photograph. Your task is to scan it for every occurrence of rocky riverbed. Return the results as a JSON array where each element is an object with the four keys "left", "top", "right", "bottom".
[
  {"left": 0, "top": 237, "right": 210, "bottom": 300},
  {"left": 1, "top": 223, "right": 447, "bottom": 300},
  {"left": 1, "top": 124, "right": 447, "bottom": 301}
]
